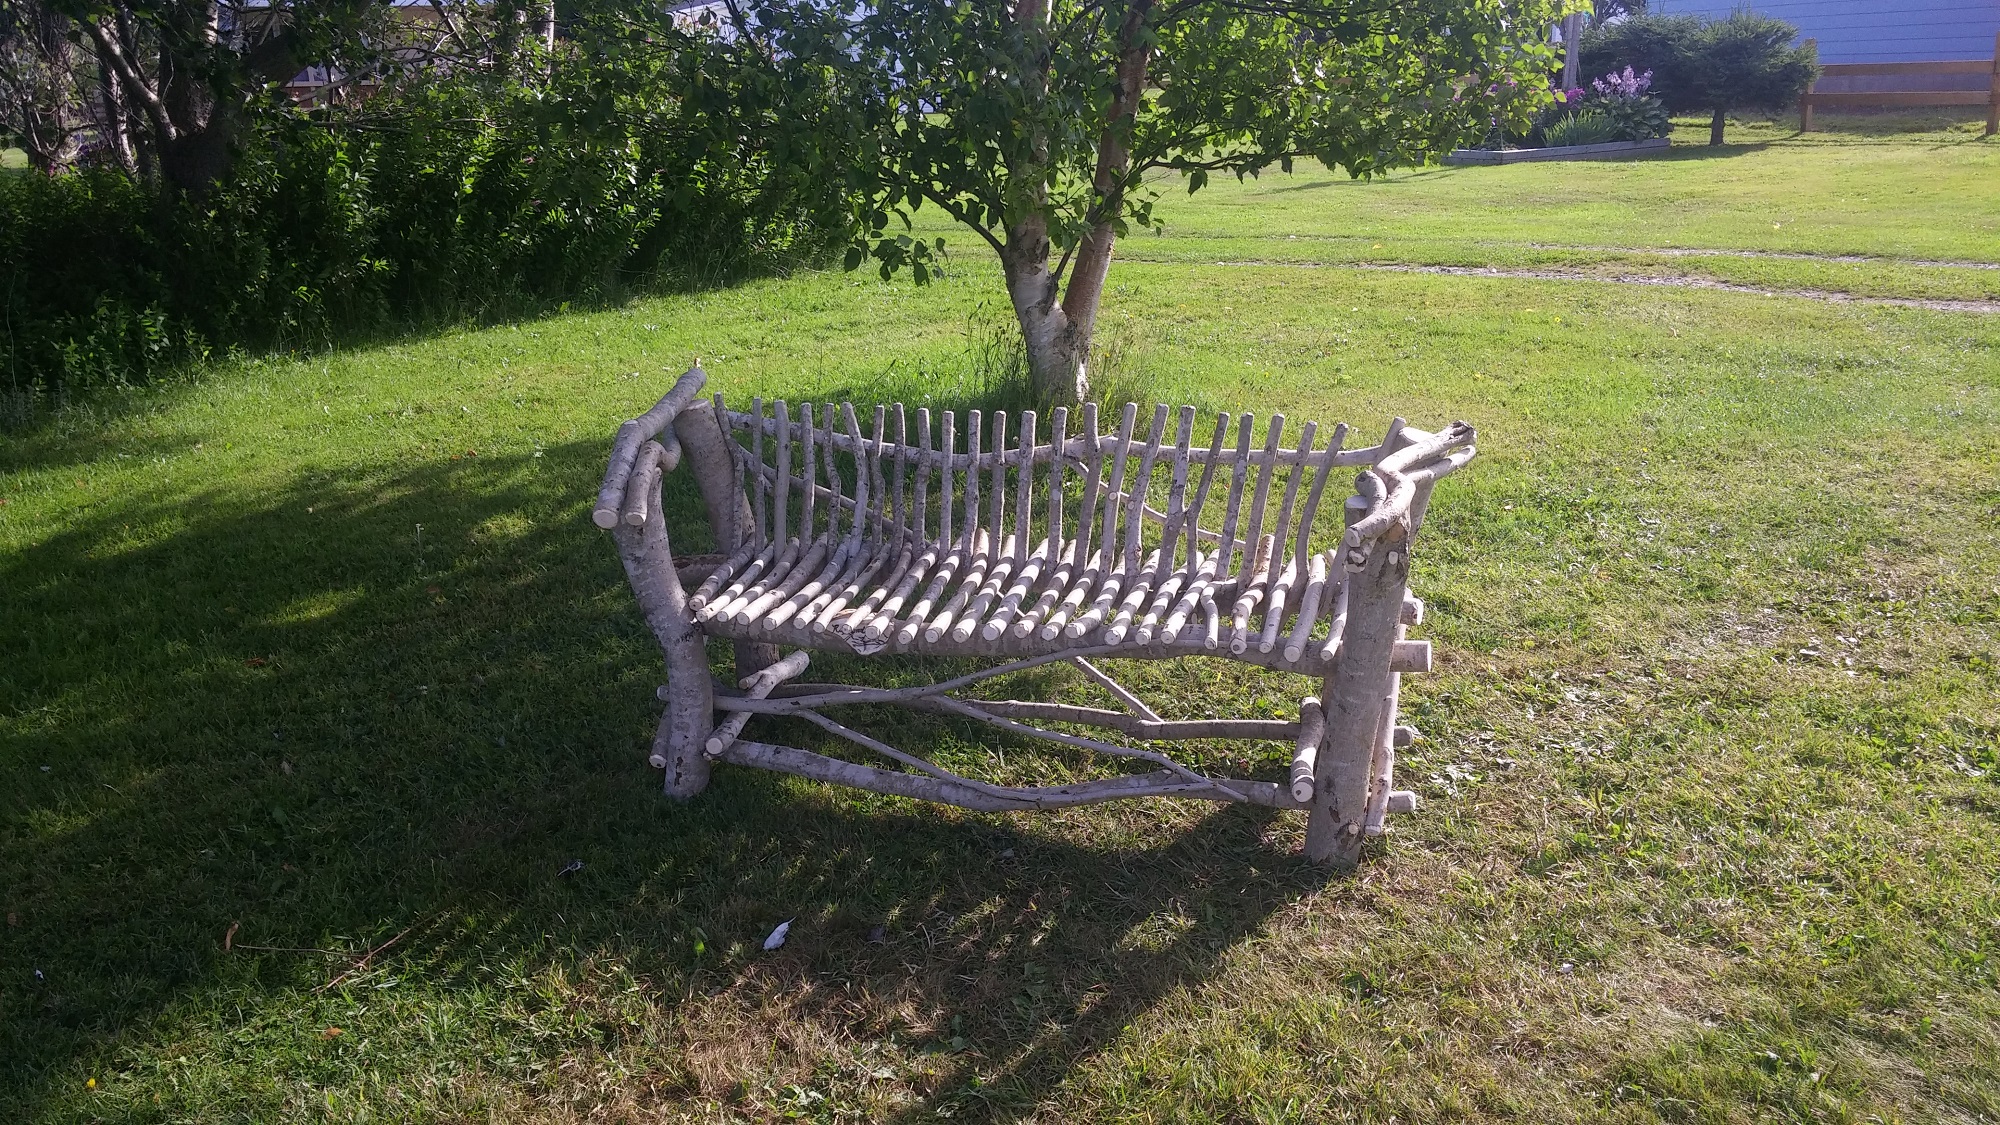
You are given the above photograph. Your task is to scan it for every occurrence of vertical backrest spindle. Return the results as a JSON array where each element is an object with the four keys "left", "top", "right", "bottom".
[
  {"left": 772, "top": 400, "right": 792, "bottom": 545},
  {"left": 1045, "top": 407, "right": 1070, "bottom": 559},
  {"left": 1237, "top": 414, "right": 1285, "bottom": 587},
  {"left": 1123, "top": 404, "right": 1171, "bottom": 578},
  {"left": 1268, "top": 420, "right": 1314, "bottom": 584},
  {"left": 1155, "top": 407, "right": 1197, "bottom": 580},
  {"left": 841, "top": 403, "right": 871, "bottom": 548},
  {"left": 962, "top": 410, "right": 983, "bottom": 551},
  {"left": 749, "top": 396, "right": 768, "bottom": 546},
  {"left": 1293, "top": 423, "right": 1345, "bottom": 568},
  {"left": 938, "top": 410, "right": 956, "bottom": 554},
  {"left": 1013, "top": 410, "right": 1037, "bottom": 564},
  {"left": 913, "top": 407, "right": 932, "bottom": 545},
  {"left": 988, "top": 411, "right": 1008, "bottom": 556},
  {"left": 1095, "top": 404, "right": 1140, "bottom": 571},
  {"left": 1067, "top": 404, "right": 1104, "bottom": 574},
  {"left": 890, "top": 404, "right": 909, "bottom": 551},
  {"left": 1215, "top": 414, "right": 1256, "bottom": 578},
  {"left": 1184, "top": 414, "right": 1230, "bottom": 581},
  {"left": 799, "top": 403, "right": 819, "bottom": 541}
]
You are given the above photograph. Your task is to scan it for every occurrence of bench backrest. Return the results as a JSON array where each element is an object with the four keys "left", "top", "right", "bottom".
[{"left": 713, "top": 397, "right": 1469, "bottom": 581}]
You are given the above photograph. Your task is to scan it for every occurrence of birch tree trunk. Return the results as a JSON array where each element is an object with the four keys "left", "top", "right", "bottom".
[
  {"left": 998, "top": 0, "right": 1154, "bottom": 407},
  {"left": 2, "top": 1, "right": 82, "bottom": 174}
]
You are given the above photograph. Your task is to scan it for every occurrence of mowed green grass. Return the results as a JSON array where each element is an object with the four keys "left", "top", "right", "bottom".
[
  {"left": 913, "top": 112, "right": 2000, "bottom": 303},
  {"left": 3, "top": 124, "right": 1999, "bottom": 1123}
]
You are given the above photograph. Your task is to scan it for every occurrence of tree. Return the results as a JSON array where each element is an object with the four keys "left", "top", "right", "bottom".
[
  {"left": 11, "top": 0, "right": 554, "bottom": 195},
  {"left": 1581, "top": 10, "right": 1816, "bottom": 145},
  {"left": 1589, "top": 0, "right": 1643, "bottom": 31},
  {"left": 0, "top": 0, "right": 85, "bottom": 174},
  {"left": 746, "top": 0, "right": 1570, "bottom": 405},
  {"left": 46, "top": 0, "right": 403, "bottom": 194},
  {"left": 1686, "top": 10, "right": 1816, "bottom": 144}
]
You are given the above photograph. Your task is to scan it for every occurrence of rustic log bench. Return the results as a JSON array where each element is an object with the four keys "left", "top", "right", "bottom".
[{"left": 595, "top": 367, "right": 1475, "bottom": 866}]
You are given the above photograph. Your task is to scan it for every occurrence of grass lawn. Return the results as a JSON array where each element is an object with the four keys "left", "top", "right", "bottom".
[
  {"left": 3, "top": 121, "right": 1998, "bottom": 1122},
  {"left": 917, "top": 112, "right": 2000, "bottom": 304}
]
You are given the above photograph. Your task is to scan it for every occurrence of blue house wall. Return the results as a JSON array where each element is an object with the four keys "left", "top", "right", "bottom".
[{"left": 1651, "top": 1, "right": 2000, "bottom": 64}]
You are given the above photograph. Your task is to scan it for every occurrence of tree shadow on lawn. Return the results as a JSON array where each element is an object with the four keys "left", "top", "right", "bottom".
[{"left": 0, "top": 439, "right": 1333, "bottom": 1119}]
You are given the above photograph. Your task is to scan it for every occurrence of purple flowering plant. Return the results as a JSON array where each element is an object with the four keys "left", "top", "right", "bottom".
[
  {"left": 1575, "top": 67, "right": 1672, "bottom": 142},
  {"left": 1591, "top": 67, "right": 1652, "bottom": 99}
]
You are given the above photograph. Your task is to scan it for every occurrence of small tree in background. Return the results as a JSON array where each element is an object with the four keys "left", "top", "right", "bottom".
[
  {"left": 751, "top": 0, "right": 1572, "bottom": 405},
  {"left": 1590, "top": 0, "right": 1645, "bottom": 30},
  {"left": 1694, "top": 11, "right": 1818, "bottom": 144},
  {"left": 1582, "top": 11, "right": 1817, "bottom": 145}
]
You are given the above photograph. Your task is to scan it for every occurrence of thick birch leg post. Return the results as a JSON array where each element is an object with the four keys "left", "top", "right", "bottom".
[
  {"left": 675, "top": 398, "right": 775, "bottom": 682},
  {"left": 617, "top": 488, "right": 715, "bottom": 799},
  {"left": 1304, "top": 526, "right": 1410, "bottom": 867}
]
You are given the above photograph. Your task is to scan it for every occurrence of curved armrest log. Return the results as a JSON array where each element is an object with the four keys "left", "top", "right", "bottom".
[{"left": 1342, "top": 420, "right": 1476, "bottom": 570}]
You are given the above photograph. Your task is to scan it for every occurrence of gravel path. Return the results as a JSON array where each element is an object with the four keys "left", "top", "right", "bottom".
[{"left": 1176, "top": 259, "right": 2000, "bottom": 314}]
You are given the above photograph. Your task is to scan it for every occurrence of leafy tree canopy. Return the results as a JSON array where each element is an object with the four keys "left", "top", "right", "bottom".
[{"left": 739, "top": 0, "right": 1572, "bottom": 401}]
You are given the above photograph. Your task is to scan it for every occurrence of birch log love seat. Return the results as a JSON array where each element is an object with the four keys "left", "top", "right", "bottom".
[{"left": 594, "top": 367, "right": 1476, "bottom": 866}]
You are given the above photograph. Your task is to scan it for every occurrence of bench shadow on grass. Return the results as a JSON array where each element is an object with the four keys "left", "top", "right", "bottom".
[{"left": 0, "top": 439, "right": 1330, "bottom": 1120}]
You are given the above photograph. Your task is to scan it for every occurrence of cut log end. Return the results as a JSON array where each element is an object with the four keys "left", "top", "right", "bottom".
[{"left": 592, "top": 508, "right": 621, "bottom": 530}]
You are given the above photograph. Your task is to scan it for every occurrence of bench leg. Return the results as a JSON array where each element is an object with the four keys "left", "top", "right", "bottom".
[
  {"left": 616, "top": 498, "right": 715, "bottom": 800},
  {"left": 1305, "top": 530, "right": 1410, "bottom": 867}
]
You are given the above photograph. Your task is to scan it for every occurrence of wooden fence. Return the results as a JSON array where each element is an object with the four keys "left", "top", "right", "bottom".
[{"left": 1800, "top": 34, "right": 2000, "bottom": 135}]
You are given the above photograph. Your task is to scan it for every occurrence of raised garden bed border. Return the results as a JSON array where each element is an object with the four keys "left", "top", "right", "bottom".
[{"left": 1445, "top": 137, "right": 1670, "bottom": 165}]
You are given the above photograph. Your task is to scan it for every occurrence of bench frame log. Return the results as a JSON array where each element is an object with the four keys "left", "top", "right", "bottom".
[{"left": 597, "top": 367, "right": 1474, "bottom": 867}]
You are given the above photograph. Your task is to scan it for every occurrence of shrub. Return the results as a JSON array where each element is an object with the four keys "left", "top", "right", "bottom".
[
  {"left": 1542, "top": 111, "right": 1623, "bottom": 147},
  {"left": 1581, "top": 11, "right": 1818, "bottom": 144},
  {"left": 0, "top": 42, "right": 849, "bottom": 399}
]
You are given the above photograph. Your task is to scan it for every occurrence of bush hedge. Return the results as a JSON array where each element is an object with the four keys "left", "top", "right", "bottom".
[{"left": 1, "top": 56, "right": 847, "bottom": 397}]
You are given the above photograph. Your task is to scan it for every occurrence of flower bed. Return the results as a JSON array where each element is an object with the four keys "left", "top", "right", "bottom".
[{"left": 1452, "top": 67, "right": 1674, "bottom": 163}]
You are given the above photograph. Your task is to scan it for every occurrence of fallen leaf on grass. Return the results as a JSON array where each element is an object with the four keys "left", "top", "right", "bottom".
[
  {"left": 763, "top": 919, "right": 792, "bottom": 951},
  {"left": 322, "top": 1027, "right": 343, "bottom": 1040}
]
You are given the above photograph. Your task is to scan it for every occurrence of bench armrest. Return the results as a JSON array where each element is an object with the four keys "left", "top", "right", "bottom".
[
  {"left": 593, "top": 367, "right": 709, "bottom": 529},
  {"left": 1340, "top": 420, "right": 1475, "bottom": 569}
]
